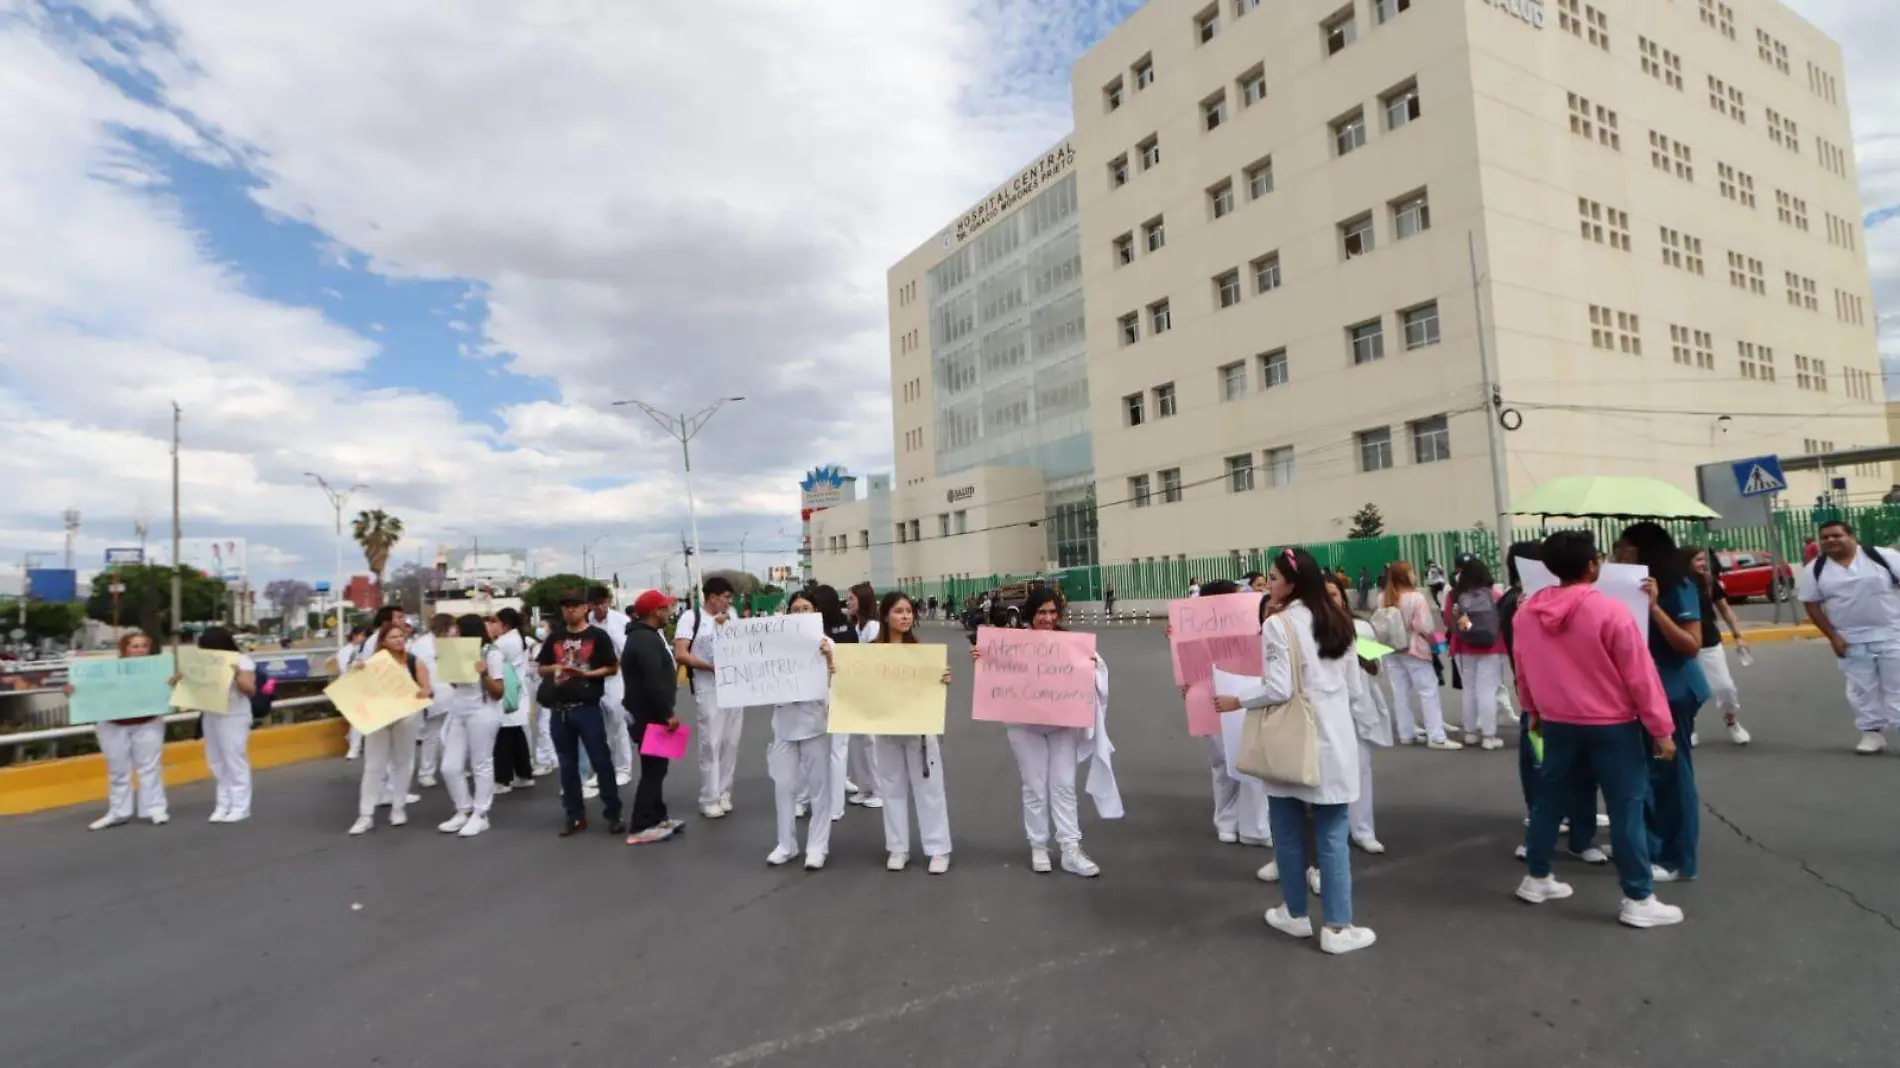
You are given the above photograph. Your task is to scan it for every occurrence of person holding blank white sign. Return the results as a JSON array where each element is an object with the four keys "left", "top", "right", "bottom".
[
  {"left": 871, "top": 591, "right": 954, "bottom": 874},
  {"left": 766, "top": 589, "right": 838, "bottom": 870}
]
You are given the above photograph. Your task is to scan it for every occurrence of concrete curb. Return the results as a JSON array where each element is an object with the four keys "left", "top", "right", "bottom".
[{"left": 1728, "top": 625, "right": 1820, "bottom": 645}]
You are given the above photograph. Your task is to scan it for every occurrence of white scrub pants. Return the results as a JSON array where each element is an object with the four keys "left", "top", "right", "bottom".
[
  {"left": 1839, "top": 639, "right": 1900, "bottom": 733},
  {"left": 359, "top": 714, "right": 421, "bottom": 817},
  {"left": 1006, "top": 725, "right": 1082, "bottom": 849},
  {"left": 345, "top": 725, "right": 363, "bottom": 759},
  {"left": 441, "top": 704, "right": 503, "bottom": 816},
  {"left": 1349, "top": 739, "right": 1376, "bottom": 843},
  {"left": 1386, "top": 654, "right": 1450, "bottom": 743},
  {"left": 1454, "top": 654, "right": 1505, "bottom": 738},
  {"left": 201, "top": 712, "right": 252, "bottom": 817},
  {"left": 603, "top": 675, "right": 634, "bottom": 782},
  {"left": 826, "top": 734, "right": 846, "bottom": 813},
  {"left": 1207, "top": 736, "right": 1270, "bottom": 843},
  {"left": 417, "top": 712, "right": 447, "bottom": 780},
  {"left": 1696, "top": 645, "right": 1741, "bottom": 720},
  {"left": 97, "top": 720, "right": 168, "bottom": 821},
  {"left": 694, "top": 687, "right": 744, "bottom": 807},
  {"left": 848, "top": 734, "right": 879, "bottom": 799},
  {"left": 771, "top": 736, "right": 835, "bottom": 858},
  {"left": 529, "top": 685, "right": 556, "bottom": 770},
  {"left": 873, "top": 735, "right": 952, "bottom": 858}
]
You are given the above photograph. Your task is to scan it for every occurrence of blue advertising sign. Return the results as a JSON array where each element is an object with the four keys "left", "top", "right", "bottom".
[{"left": 25, "top": 568, "right": 79, "bottom": 603}]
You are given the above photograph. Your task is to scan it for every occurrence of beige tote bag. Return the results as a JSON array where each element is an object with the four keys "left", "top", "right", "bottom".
[{"left": 1237, "top": 613, "right": 1321, "bottom": 788}]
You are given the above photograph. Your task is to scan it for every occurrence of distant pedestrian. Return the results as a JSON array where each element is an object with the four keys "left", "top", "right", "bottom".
[
  {"left": 1445, "top": 557, "right": 1507, "bottom": 750},
  {"left": 1188, "top": 578, "right": 1203, "bottom": 598},
  {"left": 1242, "top": 571, "right": 1267, "bottom": 594},
  {"left": 1356, "top": 568, "right": 1371, "bottom": 612},
  {"left": 1370, "top": 562, "right": 1459, "bottom": 749},
  {"left": 1103, "top": 585, "right": 1117, "bottom": 617},
  {"left": 622, "top": 589, "right": 685, "bottom": 845},
  {"left": 1688, "top": 548, "right": 1751, "bottom": 746},
  {"left": 1797, "top": 519, "right": 1900, "bottom": 754}
]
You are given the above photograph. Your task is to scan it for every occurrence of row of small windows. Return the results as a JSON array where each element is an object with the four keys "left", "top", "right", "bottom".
[
  {"left": 1358, "top": 417, "right": 1449, "bottom": 473},
  {"left": 1590, "top": 306, "right": 1862, "bottom": 393},
  {"left": 1555, "top": 0, "right": 1609, "bottom": 52}
]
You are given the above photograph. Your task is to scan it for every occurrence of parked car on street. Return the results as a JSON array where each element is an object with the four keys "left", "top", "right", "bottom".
[{"left": 1716, "top": 550, "right": 1792, "bottom": 602}]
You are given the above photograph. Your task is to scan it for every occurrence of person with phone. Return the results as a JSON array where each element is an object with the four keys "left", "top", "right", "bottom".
[{"left": 537, "top": 593, "right": 622, "bottom": 837}]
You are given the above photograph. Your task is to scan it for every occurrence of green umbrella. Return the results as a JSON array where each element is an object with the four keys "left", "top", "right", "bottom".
[{"left": 1509, "top": 476, "right": 1720, "bottom": 520}]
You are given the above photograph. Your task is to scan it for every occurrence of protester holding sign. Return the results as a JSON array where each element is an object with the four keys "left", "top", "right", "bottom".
[
  {"left": 348, "top": 624, "right": 432, "bottom": 836},
  {"left": 765, "top": 590, "right": 839, "bottom": 870},
  {"left": 972, "top": 589, "right": 1120, "bottom": 878},
  {"left": 435, "top": 616, "right": 507, "bottom": 839},
  {"left": 178, "top": 628, "right": 256, "bottom": 824},
  {"left": 69, "top": 631, "right": 171, "bottom": 830},
  {"left": 870, "top": 592, "right": 954, "bottom": 874},
  {"left": 1170, "top": 579, "right": 1271, "bottom": 848}
]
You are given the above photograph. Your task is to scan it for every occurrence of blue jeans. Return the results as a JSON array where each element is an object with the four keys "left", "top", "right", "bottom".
[
  {"left": 550, "top": 701, "right": 621, "bottom": 824},
  {"left": 1526, "top": 720, "right": 1652, "bottom": 900},
  {"left": 1521, "top": 726, "right": 1600, "bottom": 852},
  {"left": 1647, "top": 696, "right": 1701, "bottom": 878},
  {"left": 1267, "top": 797, "right": 1353, "bottom": 927}
]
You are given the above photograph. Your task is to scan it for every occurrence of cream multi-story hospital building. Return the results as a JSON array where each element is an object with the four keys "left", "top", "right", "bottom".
[{"left": 810, "top": 0, "right": 1884, "bottom": 595}]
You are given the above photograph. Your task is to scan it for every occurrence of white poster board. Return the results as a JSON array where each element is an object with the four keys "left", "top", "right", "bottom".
[
  {"left": 1518, "top": 559, "right": 1650, "bottom": 633},
  {"left": 712, "top": 613, "right": 829, "bottom": 709}
]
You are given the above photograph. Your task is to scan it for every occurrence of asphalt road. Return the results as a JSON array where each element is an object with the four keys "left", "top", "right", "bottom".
[{"left": 3, "top": 627, "right": 1896, "bottom": 1068}]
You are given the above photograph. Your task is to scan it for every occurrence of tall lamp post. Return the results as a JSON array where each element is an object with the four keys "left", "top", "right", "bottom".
[
  {"left": 611, "top": 396, "right": 745, "bottom": 599},
  {"left": 582, "top": 534, "right": 610, "bottom": 581},
  {"left": 305, "top": 473, "right": 366, "bottom": 636}
]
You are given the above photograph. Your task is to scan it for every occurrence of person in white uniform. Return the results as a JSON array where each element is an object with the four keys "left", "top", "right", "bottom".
[
  {"left": 767, "top": 589, "right": 838, "bottom": 870},
  {"left": 838, "top": 584, "right": 883, "bottom": 813},
  {"left": 75, "top": 631, "right": 170, "bottom": 830},
  {"left": 1217, "top": 548, "right": 1376, "bottom": 956},
  {"left": 675, "top": 576, "right": 741, "bottom": 819},
  {"left": 589, "top": 587, "right": 635, "bottom": 786},
  {"left": 414, "top": 614, "right": 452, "bottom": 787},
  {"left": 436, "top": 614, "right": 508, "bottom": 838},
  {"left": 1798, "top": 518, "right": 1900, "bottom": 753},
  {"left": 336, "top": 625, "right": 368, "bottom": 760},
  {"left": 975, "top": 587, "right": 1123, "bottom": 877},
  {"left": 1184, "top": 578, "right": 1272, "bottom": 848},
  {"left": 492, "top": 608, "right": 539, "bottom": 789},
  {"left": 1329, "top": 574, "right": 1392, "bottom": 854},
  {"left": 181, "top": 627, "right": 257, "bottom": 823},
  {"left": 870, "top": 591, "right": 955, "bottom": 873},
  {"left": 348, "top": 623, "right": 431, "bottom": 835}
]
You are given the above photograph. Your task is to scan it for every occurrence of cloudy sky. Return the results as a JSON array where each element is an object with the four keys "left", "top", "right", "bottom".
[{"left": 0, "top": 0, "right": 1893, "bottom": 598}]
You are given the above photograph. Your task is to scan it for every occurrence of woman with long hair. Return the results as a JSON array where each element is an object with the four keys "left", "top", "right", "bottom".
[
  {"left": 1373, "top": 561, "right": 1460, "bottom": 749},
  {"left": 437, "top": 614, "right": 508, "bottom": 838},
  {"left": 1686, "top": 547, "right": 1751, "bottom": 746},
  {"left": 766, "top": 589, "right": 838, "bottom": 870},
  {"left": 973, "top": 588, "right": 1121, "bottom": 877},
  {"left": 1218, "top": 549, "right": 1375, "bottom": 954},
  {"left": 841, "top": 583, "right": 883, "bottom": 811},
  {"left": 871, "top": 591, "right": 955, "bottom": 874},
  {"left": 76, "top": 631, "right": 170, "bottom": 830},
  {"left": 415, "top": 613, "right": 454, "bottom": 788},
  {"left": 1616, "top": 522, "right": 1709, "bottom": 883},
  {"left": 491, "top": 608, "right": 538, "bottom": 794},
  {"left": 1445, "top": 557, "right": 1508, "bottom": 750},
  {"left": 349, "top": 623, "right": 430, "bottom": 836},
  {"left": 187, "top": 627, "right": 257, "bottom": 823},
  {"left": 1326, "top": 574, "right": 1391, "bottom": 855}
]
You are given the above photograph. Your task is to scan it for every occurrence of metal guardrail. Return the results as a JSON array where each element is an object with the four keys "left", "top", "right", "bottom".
[{"left": 1, "top": 695, "right": 335, "bottom": 755}]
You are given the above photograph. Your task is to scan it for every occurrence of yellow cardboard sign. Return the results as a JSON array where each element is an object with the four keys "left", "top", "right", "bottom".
[
  {"left": 324, "top": 651, "right": 432, "bottom": 733},
  {"left": 169, "top": 647, "right": 241, "bottom": 713},
  {"left": 827, "top": 643, "right": 948, "bottom": 735},
  {"left": 435, "top": 638, "right": 484, "bottom": 684}
]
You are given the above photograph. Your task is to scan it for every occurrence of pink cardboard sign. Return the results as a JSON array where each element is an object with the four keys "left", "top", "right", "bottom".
[
  {"left": 1168, "top": 593, "right": 1265, "bottom": 685},
  {"left": 971, "top": 626, "right": 1098, "bottom": 729},
  {"left": 640, "top": 722, "right": 691, "bottom": 761},
  {"left": 1184, "top": 678, "right": 1223, "bottom": 738}
]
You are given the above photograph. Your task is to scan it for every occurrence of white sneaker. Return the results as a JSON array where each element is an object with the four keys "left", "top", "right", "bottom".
[
  {"left": 1690, "top": 731, "right": 1699, "bottom": 747},
  {"left": 1351, "top": 835, "right": 1386, "bottom": 855},
  {"left": 700, "top": 805, "right": 725, "bottom": 819},
  {"left": 148, "top": 813, "right": 170, "bottom": 826},
  {"left": 804, "top": 852, "right": 827, "bottom": 871},
  {"left": 1320, "top": 925, "right": 1377, "bottom": 955},
  {"left": 767, "top": 846, "right": 797, "bottom": 866},
  {"left": 1514, "top": 844, "right": 1528, "bottom": 860},
  {"left": 388, "top": 808, "right": 408, "bottom": 827},
  {"left": 1481, "top": 736, "right": 1505, "bottom": 751},
  {"left": 1516, "top": 874, "right": 1575, "bottom": 903},
  {"left": 223, "top": 811, "right": 250, "bottom": 824},
  {"left": 927, "top": 854, "right": 951, "bottom": 875},
  {"left": 1427, "top": 738, "right": 1465, "bottom": 751},
  {"left": 457, "top": 814, "right": 489, "bottom": 838},
  {"left": 348, "top": 816, "right": 374, "bottom": 836},
  {"left": 887, "top": 852, "right": 910, "bottom": 872},
  {"left": 1264, "top": 905, "right": 1313, "bottom": 938},
  {"left": 1855, "top": 731, "right": 1886, "bottom": 754},
  {"left": 794, "top": 801, "right": 810, "bottom": 819},
  {"left": 582, "top": 774, "right": 597, "bottom": 789},
  {"left": 1061, "top": 847, "right": 1100, "bottom": 878},
  {"left": 208, "top": 809, "right": 230, "bottom": 824},
  {"left": 1306, "top": 867, "right": 1323, "bottom": 895},
  {"left": 532, "top": 765, "right": 555, "bottom": 778},
  {"left": 847, "top": 792, "right": 870, "bottom": 806},
  {"left": 1256, "top": 860, "right": 1280, "bottom": 883},
  {"left": 493, "top": 783, "right": 515, "bottom": 796},
  {"left": 615, "top": 771, "right": 633, "bottom": 787},
  {"left": 516, "top": 778, "right": 535, "bottom": 788},
  {"left": 1568, "top": 846, "right": 1610, "bottom": 865},
  {"left": 719, "top": 793, "right": 734, "bottom": 814},
  {"left": 1217, "top": 830, "right": 1240, "bottom": 844},
  {"left": 844, "top": 778, "right": 861, "bottom": 795},
  {"left": 862, "top": 797, "right": 884, "bottom": 809},
  {"left": 1463, "top": 732, "right": 1481, "bottom": 746},
  {"left": 1728, "top": 721, "right": 1751, "bottom": 745},
  {"left": 1030, "top": 847, "right": 1052, "bottom": 873},
  {"left": 1651, "top": 865, "right": 1682, "bottom": 883},
  {"left": 402, "top": 793, "right": 422, "bottom": 805},
  {"left": 89, "top": 814, "right": 129, "bottom": 831},
  {"left": 830, "top": 810, "right": 843, "bottom": 822},
  {"left": 1619, "top": 895, "right": 1685, "bottom": 928},
  {"left": 438, "top": 813, "right": 471, "bottom": 834},
  {"left": 1238, "top": 835, "right": 1271, "bottom": 848},
  {"left": 418, "top": 775, "right": 438, "bottom": 788},
  {"left": 581, "top": 782, "right": 598, "bottom": 799}
]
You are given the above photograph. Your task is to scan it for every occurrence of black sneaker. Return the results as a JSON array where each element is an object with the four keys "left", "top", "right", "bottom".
[
  {"left": 558, "top": 819, "right": 587, "bottom": 837},
  {"left": 607, "top": 818, "right": 627, "bottom": 835}
]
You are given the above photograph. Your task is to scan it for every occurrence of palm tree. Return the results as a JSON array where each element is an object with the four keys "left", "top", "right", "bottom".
[{"left": 352, "top": 509, "right": 404, "bottom": 587}]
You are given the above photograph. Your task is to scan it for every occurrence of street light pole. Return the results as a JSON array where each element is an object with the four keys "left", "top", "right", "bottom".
[
  {"left": 612, "top": 396, "right": 745, "bottom": 599},
  {"left": 171, "top": 403, "right": 182, "bottom": 651},
  {"left": 305, "top": 472, "right": 367, "bottom": 635}
]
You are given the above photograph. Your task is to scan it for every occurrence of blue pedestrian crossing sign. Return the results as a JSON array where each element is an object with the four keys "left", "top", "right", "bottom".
[{"left": 1732, "top": 455, "right": 1787, "bottom": 497}]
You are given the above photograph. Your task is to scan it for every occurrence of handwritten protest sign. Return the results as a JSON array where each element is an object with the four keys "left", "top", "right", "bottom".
[
  {"left": 170, "top": 647, "right": 240, "bottom": 713},
  {"left": 827, "top": 643, "right": 948, "bottom": 735},
  {"left": 971, "top": 626, "right": 1096, "bottom": 728},
  {"left": 712, "top": 614, "right": 828, "bottom": 709},
  {"left": 323, "top": 651, "right": 432, "bottom": 733},
  {"left": 69, "top": 655, "right": 173, "bottom": 725},
  {"left": 1169, "top": 592, "right": 1264, "bottom": 735},
  {"left": 435, "top": 638, "right": 484, "bottom": 684}
]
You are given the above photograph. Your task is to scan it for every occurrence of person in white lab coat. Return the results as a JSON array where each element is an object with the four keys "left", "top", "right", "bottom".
[
  {"left": 1181, "top": 578, "right": 1272, "bottom": 849},
  {"left": 336, "top": 625, "right": 368, "bottom": 760},
  {"left": 767, "top": 589, "right": 839, "bottom": 869},
  {"left": 1328, "top": 574, "right": 1393, "bottom": 854},
  {"left": 492, "top": 608, "right": 538, "bottom": 790},
  {"left": 180, "top": 627, "right": 258, "bottom": 823},
  {"left": 589, "top": 587, "right": 635, "bottom": 786},
  {"left": 871, "top": 591, "right": 955, "bottom": 873},
  {"left": 837, "top": 583, "right": 883, "bottom": 813},
  {"left": 1216, "top": 548, "right": 1375, "bottom": 955},
  {"left": 415, "top": 614, "right": 453, "bottom": 787},
  {"left": 675, "top": 576, "right": 742, "bottom": 819},
  {"left": 75, "top": 631, "right": 170, "bottom": 830},
  {"left": 436, "top": 614, "right": 509, "bottom": 838},
  {"left": 348, "top": 624, "right": 431, "bottom": 836},
  {"left": 974, "top": 587, "right": 1122, "bottom": 877}
]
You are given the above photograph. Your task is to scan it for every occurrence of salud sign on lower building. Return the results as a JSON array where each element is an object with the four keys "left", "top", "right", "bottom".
[{"left": 1732, "top": 455, "right": 1787, "bottom": 497}]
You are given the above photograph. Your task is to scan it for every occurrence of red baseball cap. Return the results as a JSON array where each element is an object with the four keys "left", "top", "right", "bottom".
[{"left": 632, "top": 590, "right": 676, "bottom": 617}]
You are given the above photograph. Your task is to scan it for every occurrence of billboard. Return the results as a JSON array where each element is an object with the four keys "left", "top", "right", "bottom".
[
  {"left": 153, "top": 538, "right": 248, "bottom": 582},
  {"left": 103, "top": 547, "right": 144, "bottom": 567},
  {"left": 800, "top": 465, "right": 857, "bottom": 511},
  {"left": 25, "top": 568, "right": 79, "bottom": 603}
]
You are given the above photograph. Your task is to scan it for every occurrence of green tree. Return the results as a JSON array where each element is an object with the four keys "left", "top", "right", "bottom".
[
  {"left": 83, "top": 564, "right": 228, "bottom": 635},
  {"left": 1348, "top": 502, "right": 1386, "bottom": 539},
  {"left": 351, "top": 509, "right": 404, "bottom": 586},
  {"left": 520, "top": 573, "right": 593, "bottom": 616},
  {"left": 3, "top": 600, "right": 87, "bottom": 642}
]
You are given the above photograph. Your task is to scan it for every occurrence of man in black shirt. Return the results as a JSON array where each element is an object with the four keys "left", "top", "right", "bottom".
[{"left": 536, "top": 593, "right": 622, "bottom": 835}]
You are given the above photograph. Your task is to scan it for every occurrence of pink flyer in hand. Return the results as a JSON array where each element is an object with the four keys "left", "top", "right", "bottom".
[{"left": 640, "top": 722, "right": 691, "bottom": 760}]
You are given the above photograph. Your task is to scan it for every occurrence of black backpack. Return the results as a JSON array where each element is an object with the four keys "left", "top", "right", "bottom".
[
  {"left": 1813, "top": 546, "right": 1900, "bottom": 587},
  {"left": 249, "top": 662, "right": 275, "bottom": 721}
]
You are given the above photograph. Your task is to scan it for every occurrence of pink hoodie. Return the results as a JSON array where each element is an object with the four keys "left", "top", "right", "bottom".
[{"left": 1513, "top": 583, "right": 1674, "bottom": 739}]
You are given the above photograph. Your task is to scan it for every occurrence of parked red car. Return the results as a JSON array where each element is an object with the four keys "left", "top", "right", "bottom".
[{"left": 1715, "top": 550, "right": 1793, "bottom": 602}]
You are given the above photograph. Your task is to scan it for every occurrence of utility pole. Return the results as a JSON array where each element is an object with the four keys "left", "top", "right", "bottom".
[
  {"left": 740, "top": 530, "right": 750, "bottom": 579},
  {"left": 1468, "top": 231, "right": 1513, "bottom": 561},
  {"left": 170, "top": 403, "right": 182, "bottom": 652},
  {"left": 62, "top": 509, "right": 80, "bottom": 570},
  {"left": 305, "top": 472, "right": 367, "bottom": 636}
]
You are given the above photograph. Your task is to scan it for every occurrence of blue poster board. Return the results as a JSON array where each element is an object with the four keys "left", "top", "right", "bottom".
[{"left": 68, "top": 656, "right": 174, "bottom": 725}]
